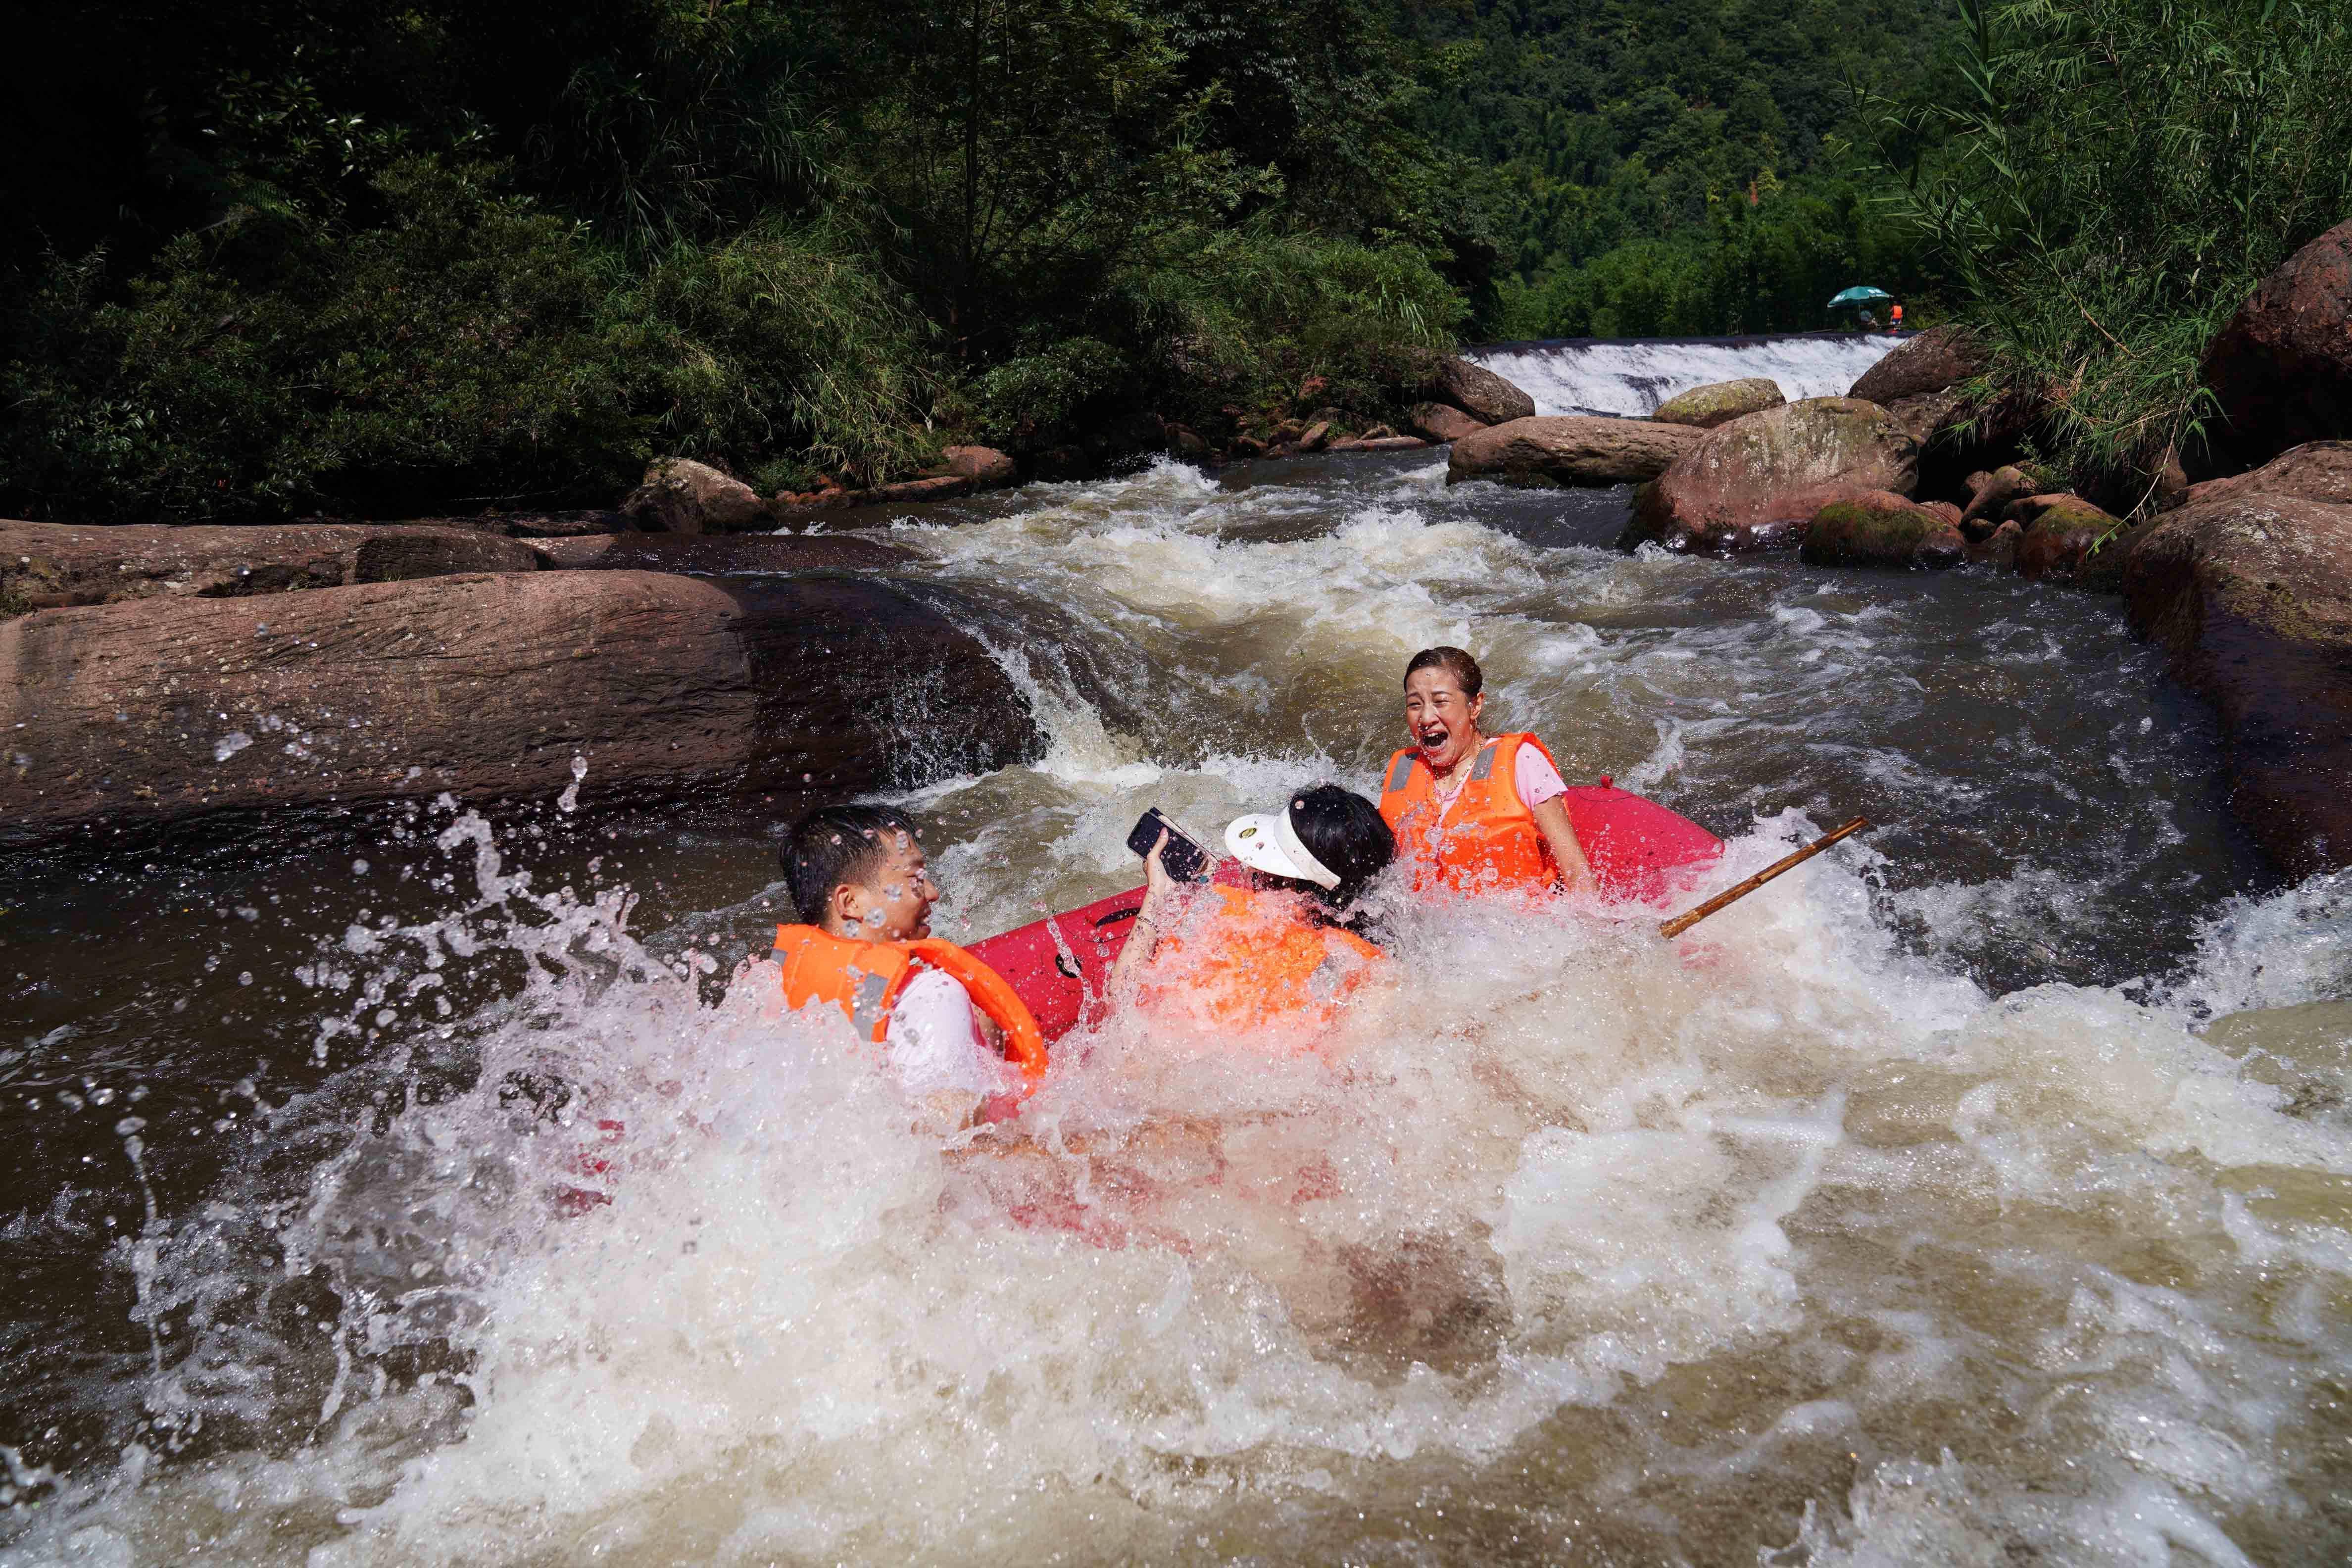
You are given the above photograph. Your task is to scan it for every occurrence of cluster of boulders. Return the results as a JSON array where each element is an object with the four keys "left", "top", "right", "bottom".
[
  {"left": 1159, "top": 356, "right": 1536, "bottom": 466},
  {"left": 1437, "top": 327, "right": 2114, "bottom": 577},
  {"left": 617, "top": 444, "right": 1031, "bottom": 534},
  {"left": 0, "top": 519, "right": 1041, "bottom": 851},
  {"left": 616, "top": 353, "right": 1544, "bottom": 523}
]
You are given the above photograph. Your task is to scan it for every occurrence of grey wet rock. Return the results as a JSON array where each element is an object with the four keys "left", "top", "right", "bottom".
[
  {"left": 1425, "top": 356, "right": 1537, "bottom": 426},
  {"left": 1651, "top": 378, "right": 1785, "bottom": 430},
  {"left": 622, "top": 457, "right": 775, "bottom": 534}
]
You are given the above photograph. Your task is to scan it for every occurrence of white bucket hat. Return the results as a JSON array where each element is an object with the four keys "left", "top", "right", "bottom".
[{"left": 1224, "top": 800, "right": 1340, "bottom": 889}]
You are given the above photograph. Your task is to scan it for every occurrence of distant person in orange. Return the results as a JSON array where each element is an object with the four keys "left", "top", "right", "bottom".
[
  {"left": 1890, "top": 302, "right": 1905, "bottom": 334},
  {"left": 1378, "top": 646, "right": 1597, "bottom": 899}
]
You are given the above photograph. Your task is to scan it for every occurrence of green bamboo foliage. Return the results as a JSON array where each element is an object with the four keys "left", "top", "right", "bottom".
[{"left": 1865, "top": 0, "right": 2352, "bottom": 495}]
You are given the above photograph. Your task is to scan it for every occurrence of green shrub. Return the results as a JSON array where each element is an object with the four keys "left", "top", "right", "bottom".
[
  {"left": 973, "top": 338, "right": 1135, "bottom": 455},
  {"left": 1118, "top": 227, "right": 1465, "bottom": 433},
  {"left": 629, "top": 225, "right": 941, "bottom": 487},
  {"left": 3, "top": 160, "right": 639, "bottom": 522},
  {"left": 1866, "top": 0, "right": 2352, "bottom": 494},
  {"left": 0, "top": 159, "right": 948, "bottom": 521}
]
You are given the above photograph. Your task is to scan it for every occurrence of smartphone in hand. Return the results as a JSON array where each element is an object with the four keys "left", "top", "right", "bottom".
[{"left": 1127, "top": 808, "right": 1213, "bottom": 882}]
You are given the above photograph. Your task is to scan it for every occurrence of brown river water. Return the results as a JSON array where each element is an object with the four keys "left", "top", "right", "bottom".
[{"left": 4, "top": 451, "right": 2351, "bottom": 1565}]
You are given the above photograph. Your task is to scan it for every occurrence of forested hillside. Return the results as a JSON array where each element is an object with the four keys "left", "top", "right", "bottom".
[
  {"left": 5, "top": 0, "right": 2334, "bottom": 525},
  {"left": 1398, "top": 0, "right": 1962, "bottom": 338},
  {"left": 0, "top": 0, "right": 1489, "bottom": 522}
]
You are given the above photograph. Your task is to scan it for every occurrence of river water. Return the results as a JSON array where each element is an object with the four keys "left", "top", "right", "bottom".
[{"left": 5, "top": 448, "right": 2352, "bottom": 1566}]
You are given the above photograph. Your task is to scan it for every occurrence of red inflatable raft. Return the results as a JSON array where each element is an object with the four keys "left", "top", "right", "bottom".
[{"left": 968, "top": 779, "right": 1721, "bottom": 1043}]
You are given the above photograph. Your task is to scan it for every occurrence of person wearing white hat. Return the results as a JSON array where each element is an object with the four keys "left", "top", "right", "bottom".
[{"left": 1104, "top": 784, "right": 1396, "bottom": 1037}]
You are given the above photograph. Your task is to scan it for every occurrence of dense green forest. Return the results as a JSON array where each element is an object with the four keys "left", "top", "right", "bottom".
[
  {"left": 1, "top": 0, "right": 2343, "bottom": 523},
  {"left": 1399, "top": 0, "right": 1965, "bottom": 339},
  {"left": 1, "top": 0, "right": 1489, "bottom": 521}
]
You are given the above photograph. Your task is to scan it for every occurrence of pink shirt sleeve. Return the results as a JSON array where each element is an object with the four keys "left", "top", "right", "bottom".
[{"left": 1515, "top": 743, "right": 1567, "bottom": 809}]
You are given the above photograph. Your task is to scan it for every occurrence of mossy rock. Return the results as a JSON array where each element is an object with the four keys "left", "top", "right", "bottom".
[
  {"left": 1800, "top": 490, "right": 1964, "bottom": 569},
  {"left": 2009, "top": 494, "right": 2129, "bottom": 587},
  {"left": 1651, "top": 377, "right": 1787, "bottom": 430}
]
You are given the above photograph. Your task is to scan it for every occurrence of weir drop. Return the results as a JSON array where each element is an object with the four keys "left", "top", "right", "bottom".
[{"left": 3, "top": 343, "right": 2350, "bottom": 1566}]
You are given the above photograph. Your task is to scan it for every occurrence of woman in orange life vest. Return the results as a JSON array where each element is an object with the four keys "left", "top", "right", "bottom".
[
  {"left": 1379, "top": 645, "right": 1598, "bottom": 898},
  {"left": 1104, "top": 784, "right": 1396, "bottom": 1041},
  {"left": 770, "top": 804, "right": 1045, "bottom": 1129}
]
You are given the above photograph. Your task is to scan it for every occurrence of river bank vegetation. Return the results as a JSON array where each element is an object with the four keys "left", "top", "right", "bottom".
[
  {"left": 1860, "top": 0, "right": 2352, "bottom": 499},
  {"left": 1, "top": 0, "right": 2345, "bottom": 523},
  {"left": 1, "top": 0, "right": 1484, "bottom": 523}
]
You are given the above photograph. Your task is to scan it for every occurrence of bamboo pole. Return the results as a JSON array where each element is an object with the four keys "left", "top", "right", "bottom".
[{"left": 1658, "top": 817, "right": 1871, "bottom": 939}]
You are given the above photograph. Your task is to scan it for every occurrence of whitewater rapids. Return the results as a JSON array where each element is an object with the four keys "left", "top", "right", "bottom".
[
  {"left": 2, "top": 454, "right": 2348, "bottom": 1566},
  {"left": 1470, "top": 333, "right": 1902, "bottom": 418}
]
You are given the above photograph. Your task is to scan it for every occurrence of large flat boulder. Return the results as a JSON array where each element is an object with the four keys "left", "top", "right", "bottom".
[
  {"left": 1623, "top": 398, "right": 1920, "bottom": 554},
  {"left": 392, "top": 510, "right": 637, "bottom": 538},
  {"left": 534, "top": 534, "right": 912, "bottom": 572},
  {"left": 0, "top": 570, "right": 1039, "bottom": 850},
  {"left": 2202, "top": 218, "right": 2352, "bottom": 471},
  {"left": 2183, "top": 441, "right": 2352, "bottom": 509},
  {"left": 1446, "top": 416, "right": 1699, "bottom": 489},
  {"left": 1651, "top": 378, "right": 1785, "bottom": 430},
  {"left": 1848, "top": 325, "right": 1987, "bottom": 405},
  {"left": 2122, "top": 494, "right": 2352, "bottom": 876},
  {"left": 1, "top": 520, "right": 539, "bottom": 619},
  {"left": 1426, "top": 357, "right": 1536, "bottom": 426}
]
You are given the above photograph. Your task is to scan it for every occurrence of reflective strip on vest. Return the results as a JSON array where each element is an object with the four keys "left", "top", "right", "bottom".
[
  {"left": 1386, "top": 753, "right": 1416, "bottom": 793},
  {"left": 774, "top": 941, "right": 899, "bottom": 1041},
  {"left": 849, "top": 971, "right": 890, "bottom": 1037},
  {"left": 1468, "top": 740, "right": 1497, "bottom": 783}
]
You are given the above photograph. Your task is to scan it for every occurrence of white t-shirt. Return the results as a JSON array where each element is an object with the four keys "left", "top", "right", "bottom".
[
  {"left": 883, "top": 969, "right": 1005, "bottom": 1098},
  {"left": 1432, "top": 740, "right": 1568, "bottom": 822}
]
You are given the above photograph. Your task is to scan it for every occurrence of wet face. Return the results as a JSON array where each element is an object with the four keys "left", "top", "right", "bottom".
[
  {"left": 1404, "top": 668, "right": 1484, "bottom": 773},
  {"left": 833, "top": 830, "right": 940, "bottom": 941}
]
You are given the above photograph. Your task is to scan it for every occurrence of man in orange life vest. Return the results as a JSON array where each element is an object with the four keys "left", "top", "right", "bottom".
[
  {"left": 1380, "top": 645, "right": 1598, "bottom": 898},
  {"left": 771, "top": 805, "right": 1044, "bottom": 1128}
]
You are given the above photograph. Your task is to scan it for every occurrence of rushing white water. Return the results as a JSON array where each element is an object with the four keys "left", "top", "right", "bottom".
[
  {"left": 4, "top": 456, "right": 2349, "bottom": 1567},
  {"left": 1470, "top": 334, "right": 1904, "bottom": 418}
]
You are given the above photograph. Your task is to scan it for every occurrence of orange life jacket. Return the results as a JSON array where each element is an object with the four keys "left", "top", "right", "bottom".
[
  {"left": 1378, "top": 731, "right": 1561, "bottom": 895},
  {"left": 771, "top": 924, "right": 1048, "bottom": 1090},
  {"left": 1145, "top": 884, "right": 1385, "bottom": 1037}
]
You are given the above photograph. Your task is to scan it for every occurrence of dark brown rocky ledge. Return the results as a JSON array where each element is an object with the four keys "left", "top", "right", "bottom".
[{"left": 0, "top": 569, "right": 1037, "bottom": 852}]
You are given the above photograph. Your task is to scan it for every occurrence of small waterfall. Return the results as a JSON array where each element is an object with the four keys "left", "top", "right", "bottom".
[{"left": 1469, "top": 332, "right": 1905, "bottom": 418}]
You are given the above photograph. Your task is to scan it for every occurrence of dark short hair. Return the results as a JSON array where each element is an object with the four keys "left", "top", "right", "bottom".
[
  {"left": 780, "top": 805, "right": 919, "bottom": 923},
  {"left": 1404, "top": 645, "right": 1483, "bottom": 698},
  {"left": 1286, "top": 784, "right": 1396, "bottom": 912}
]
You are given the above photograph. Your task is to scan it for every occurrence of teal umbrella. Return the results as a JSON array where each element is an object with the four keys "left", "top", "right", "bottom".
[{"left": 1827, "top": 286, "right": 1896, "bottom": 310}]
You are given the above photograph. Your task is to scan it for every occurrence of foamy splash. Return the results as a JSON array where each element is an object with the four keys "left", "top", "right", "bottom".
[{"left": 1470, "top": 334, "right": 1903, "bottom": 417}]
